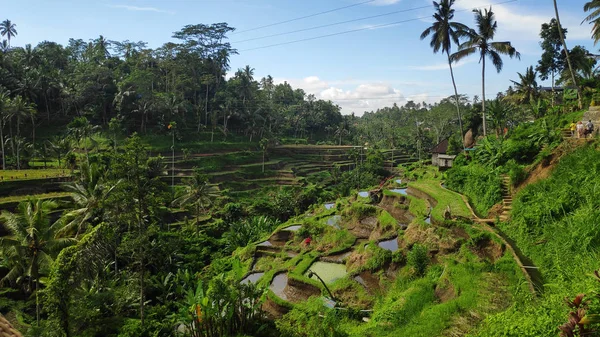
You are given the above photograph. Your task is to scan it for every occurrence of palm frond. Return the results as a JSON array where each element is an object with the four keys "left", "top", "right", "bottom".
[{"left": 450, "top": 47, "right": 477, "bottom": 62}]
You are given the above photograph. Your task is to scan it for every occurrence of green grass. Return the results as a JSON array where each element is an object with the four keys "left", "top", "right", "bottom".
[
  {"left": 407, "top": 195, "right": 428, "bottom": 218},
  {"left": 409, "top": 180, "right": 472, "bottom": 220},
  {"left": 0, "top": 192, "right": 71, "bottom": 205},
  {"left": 141, "top": 133, "right": 258, "bottom": 152},
  {"left": 0, "top": 169, "right": 70, "bottom": 180},
  {"left": 28, "top": 160, "right": 61, "bottom": 168}
]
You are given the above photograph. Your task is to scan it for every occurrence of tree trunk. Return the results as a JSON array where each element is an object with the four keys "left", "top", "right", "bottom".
[
  {"left": 204, "top": 85, "right": 209, "bottom": 127},
  {"left": 9, "top": 119, "right": 14, "bottom": 157},
  {"left": 16, "top": 141, "right": 20, "bottom": 170},
  {"left": 553, "top": 0, "right": 583, "bottom": 110},
  {"left": 45, "top": 94, "right": 50, "bottom": 122},
  {"left": 447, "top": 53, "right": 465, "bottom": 151},
  {"left": 31, "top": 115, "right": 36, "bottom": 150},
  {"left": 262, "top": 150, "right": 265, "bottom": 173},
  {"left": 482, "top": 57, "right": 487, "bottom": 137},
  {"left": 0, "top": 120, "right": 5, "bottom": 170}
]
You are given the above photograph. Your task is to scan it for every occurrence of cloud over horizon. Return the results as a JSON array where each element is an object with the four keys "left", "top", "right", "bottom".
[
  {"left": 108, "top": 5, "right": 174, "bottom": 14},
  {"left": 273, "top": 76, "right": 445, "bottom": 115}
]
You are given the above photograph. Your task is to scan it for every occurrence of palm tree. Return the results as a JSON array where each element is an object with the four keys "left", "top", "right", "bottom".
[
  {"left": 451, "top": 7, "right": 520, "bottom": 136},
  {"left": 0, "top": 198, "right": 75, "bottom": 326},
  {"left": 555, "top": 0, "right": 582, "bottom": 109},
  {"left": 0, "top": 20, "right": 17, "bottom": 48},
  {"left": 47, "top": 136, "right": 71, "bottom": 168},
  {"left": 420, "top": 0, "right": 469, "bottom": 148},
  {"left": 172, "top": 170, "right": 219, "bottom": 231},
  {"left": 487, "top": 99, "right": 515, "bottom": 136},
  {"left": 8, "top": 96, "right": 36, "bottom": 165},
  {"left": 0, "top": 91, "right": 9, "bottom": 170},
  {"left": 67, "top": 117, "right": 98, "bottom": 168},
  {"left": 334, "top": 123, "right": 348, "bottom": 145},
  {"left": 583, "top": 0, "right": 600, "bottom": 44},
  {"left": 60, "top": 163, "right": 119, "bottom": 236},
  {"left": 510, "top": 66, "right": 539, "bottom": 105}
]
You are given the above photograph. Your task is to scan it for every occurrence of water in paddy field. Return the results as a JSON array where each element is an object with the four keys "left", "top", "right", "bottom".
[
  {"left": 358, "top": 191, "right": 369, "bottom": 198},
  {"left": 378, "top": 238, "right": 399, "bottom": 252},
  {"left": 258, "top": 240, "right": 273, "bottom": 247},
  {"left": 270, "top": 273, "right": 289, "bottom": 300},
  {"left": 284, "top": 225, "right": 302, "bottom": 231},
  {"left": 389, "top": 188, "right": 407, "bottom": 195},
  {"left": 395, "top": 179, "right": 402, "bottom": 184},
  {"left": 241, "top": 272, "right": 264, "bottom": 284},
  {"left": 325, "top": 203, "right": 335, "bottom": 210},
  {"left": 305, "top": 262, "right": 348, "bottom": 284},
  {"left": 425, "top": 216, "right": 431, "bottom": 224},
  {"left": 327, "top": 215, "right": 341, "bottom": 228}
]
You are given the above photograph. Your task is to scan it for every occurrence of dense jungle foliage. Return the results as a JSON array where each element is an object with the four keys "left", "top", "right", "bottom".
[{"left": 2, "top": 0, "right": 600, "bottom": 335}]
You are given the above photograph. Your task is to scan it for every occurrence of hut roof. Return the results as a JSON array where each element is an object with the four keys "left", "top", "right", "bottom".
[{"left": 431, "top": 139, "right": 449, "bottom": 154}]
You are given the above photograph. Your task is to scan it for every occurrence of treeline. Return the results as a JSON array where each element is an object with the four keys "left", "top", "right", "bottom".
[{"left": 0, "top": 23, "right": 344, "bottom": 154}]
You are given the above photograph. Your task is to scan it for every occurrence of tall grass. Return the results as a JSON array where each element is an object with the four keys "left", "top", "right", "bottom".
[{"left": 474, "top": 144, "right": 600, "bottom": 336}]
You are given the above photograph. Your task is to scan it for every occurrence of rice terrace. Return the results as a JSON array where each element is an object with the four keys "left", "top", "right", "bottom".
[{"left": 1, "top": 0, "right": 600, "bottom": 336}]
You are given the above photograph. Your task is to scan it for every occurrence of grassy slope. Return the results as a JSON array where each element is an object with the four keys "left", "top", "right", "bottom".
[
  {"left": 0, "top": 192, "right": 71, "bottom": 205},
  {"left": 0, "top": 169, "right": 69, "bottom": 180},
  {"left": 409, "top": 180, "right": 472, "bottom": 220},
  {"left": 471, "top": 144, "right": 600, "bottom": 336}
]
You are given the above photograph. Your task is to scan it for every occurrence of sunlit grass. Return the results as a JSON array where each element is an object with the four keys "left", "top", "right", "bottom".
[
  {"left": 0, "top": 169, "right": 70, "bottom": 180},
  {"left": 409, "top": 180, "right": 472, "bottom": 220},
  {"left": 0, "top": 192, "right": 71, "bottom": 204}
]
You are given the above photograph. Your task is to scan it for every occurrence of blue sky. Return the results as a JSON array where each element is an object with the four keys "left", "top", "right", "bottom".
[{"left": 3, "top": 0, "right": 597, "bottom": 115}]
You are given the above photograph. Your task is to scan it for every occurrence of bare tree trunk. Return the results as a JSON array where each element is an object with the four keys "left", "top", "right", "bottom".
[
  {"left": 482, "top": 57, "right": 487, "bottom": 137},
  {"left": 554, "top": 0, "right": 583, "bottom": 110},
  {"left": 204, "top": 86, "right": 209, "bottom": 127},
  {"left": 447, "top": 53, "right": 465, "bottom": 150},
  {"left": 9, "top": 119, "right": 14, "bottom": 158},
  {"left": 0, "top": 120, "right": 5, "bottom": 170}
]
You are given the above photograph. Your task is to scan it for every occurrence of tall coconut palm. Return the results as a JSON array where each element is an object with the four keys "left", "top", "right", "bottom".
[
  {"left": 172, "top": 170, "right": 219, "bottom": 231},
  {"left": 583, "top": 0, "right": 600, "bottom": 44},
  {"left": 8, "top": 96, "right": 36, "bottom": 165},
  {"left": 0, "top": 198, "right": 75, "bottom": 326},
  {"left": 0, "top": 20, "right": 17, "bottom": 48},
  {"left": 451, "top": 7, "right": 520, "bottom": 136},
  {"left": 555, "top": 0, "right": 582, "bottom": 109},
  {"left": 60, "top": 163, "right": 119, "bottom": 236},
  {"left": 420, "top": 0, "right": 469, "bottom": 148},
  {"left": 0, "top": 91, "right": 9, "bottom": 170},
  {"left": 510, "top": 66, "right": 539, "bottom": 105}
]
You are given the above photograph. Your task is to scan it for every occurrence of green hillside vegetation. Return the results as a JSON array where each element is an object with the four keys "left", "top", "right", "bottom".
[{"left": 3, "top": 0, "right": 600, "bottom": 336}]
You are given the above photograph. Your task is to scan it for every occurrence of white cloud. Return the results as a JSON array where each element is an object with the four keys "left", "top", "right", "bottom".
[
  {"left": 454, "top": 0, "right": 589, "bottom": 41},
  {"left": 272, "top": 76, "right": 446, "bottom": 115},
  {"left": 371, "top": 0, "right": 402, "bottom": 5},
  {"left": 109, "top": 5, "right": 174, "bottom": 14}
]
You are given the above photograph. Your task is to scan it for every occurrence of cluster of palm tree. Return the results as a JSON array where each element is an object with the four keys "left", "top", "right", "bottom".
[
  {"left": 0, "top": 19, "right": 17, "bottom": 49},
  {"left": 0, "top": 90, "right": 38, "bottom": 169},
  {"left": 0, "top": 19, "right": 346, "bottom": 150},
  {"left": 421, "top": 0, "right": 520, "bottom": 138},
  {"left": 0, "top": 137, "right": 221, "bottom": 332},
  {"left": 421, "top": 0, "right": 600, "bottom": 139}
]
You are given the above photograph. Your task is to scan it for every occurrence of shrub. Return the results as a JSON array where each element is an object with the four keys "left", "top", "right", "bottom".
[{"left": 407, "top": 244, "right": 429, "bottom": 277}]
